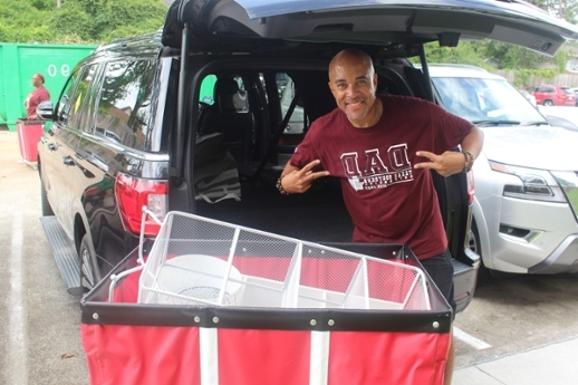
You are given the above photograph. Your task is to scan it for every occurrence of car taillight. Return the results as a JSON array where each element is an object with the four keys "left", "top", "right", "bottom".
[
  {"left": 466, "top": 170, "right": 475, "bottom": 205},
  {"left": 114, "top": 173, "right": 168, "bottom": 236}
]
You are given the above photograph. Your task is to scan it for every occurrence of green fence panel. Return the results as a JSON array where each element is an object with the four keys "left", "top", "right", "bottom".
[
  {"left": 0, "top": 43, "right": 96, "bottom": 131},
  {"left": 0, "top": 45, "right": 4, "bottom": 126}
]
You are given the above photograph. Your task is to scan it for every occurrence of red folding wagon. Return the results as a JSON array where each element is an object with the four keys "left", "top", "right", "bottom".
[{"left": 81, "top": 210, "right": 453, "bottom": 385}]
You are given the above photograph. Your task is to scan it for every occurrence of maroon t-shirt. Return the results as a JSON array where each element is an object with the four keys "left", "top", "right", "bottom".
[
  {"left": 290, "top": 95, "right": 473, "bottom": 260},
  {"left": 26, "top": 86, "right": 50, "bottom": 118}
]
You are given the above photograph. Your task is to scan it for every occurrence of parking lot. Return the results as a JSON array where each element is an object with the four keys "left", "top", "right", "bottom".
[
  {"left": 1, "top": 130, "right": 578, "bottom": 384},
  {"left": 0, "top": 132, "right": 87, "bottom": 385}
]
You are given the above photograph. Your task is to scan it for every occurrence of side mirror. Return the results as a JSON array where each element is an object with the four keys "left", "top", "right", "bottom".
[{"left": 36, "top": 101, "right": 54, "bottom": 121}]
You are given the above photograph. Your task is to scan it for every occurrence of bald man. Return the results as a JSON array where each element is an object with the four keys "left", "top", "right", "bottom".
[
  {"left": 278, "top": 48, "right": 483, "bottom": 385},
  {"left": 25, "top": 73, "right": 50, "bottom": 119}
]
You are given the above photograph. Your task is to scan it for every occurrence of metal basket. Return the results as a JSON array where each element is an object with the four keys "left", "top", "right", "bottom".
[
  {"left": 83, "top": 209, "right": 453, "bottom": 385},
  {"left": 137, "top": 211, "right": 431, "bottom": 311}
]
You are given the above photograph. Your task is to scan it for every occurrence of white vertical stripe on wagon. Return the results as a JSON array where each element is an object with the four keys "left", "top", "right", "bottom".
[
  {"left": 309, "top": 331, "right": 330, "bottom": 385},
  {"left": 200, "top": 327, "right": 219, "bottom": 385}
]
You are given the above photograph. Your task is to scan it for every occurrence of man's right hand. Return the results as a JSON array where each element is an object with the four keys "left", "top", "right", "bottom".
[{"left": 281, "top": 160, "right": 331, "bottom": 194}]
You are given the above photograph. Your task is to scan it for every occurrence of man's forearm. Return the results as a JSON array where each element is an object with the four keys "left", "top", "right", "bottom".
[{"left": 462, "top": 125, "right": 484, "bottom": 160}]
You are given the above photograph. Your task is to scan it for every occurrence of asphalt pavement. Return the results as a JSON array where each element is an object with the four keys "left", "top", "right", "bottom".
[
  {"left": 0, "top": 130, "right": 577, "bottom": 385},
  {"left": 0, "top": 131, "right": 88, "bottom": 385}
]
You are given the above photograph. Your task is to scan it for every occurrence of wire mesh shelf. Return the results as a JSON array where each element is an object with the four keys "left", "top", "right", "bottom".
[{"left": 137, "top": 211, "right": 431, "bottom": 311}]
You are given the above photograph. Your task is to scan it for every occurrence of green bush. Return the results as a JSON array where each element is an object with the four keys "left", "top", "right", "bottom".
[
  {"left": 0, "top": 0, "right": 167, "bottom": 43},
  {"left": 424, "top": 39, "right": 571, "bottom": 88}
]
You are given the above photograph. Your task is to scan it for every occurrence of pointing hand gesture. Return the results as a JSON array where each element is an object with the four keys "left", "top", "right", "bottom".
[
  {"left": 281, "top": 160, "right": 331, "bottom": 194},
  {"left": 414, "top": 151, "right": 466, "bottom": 177}
]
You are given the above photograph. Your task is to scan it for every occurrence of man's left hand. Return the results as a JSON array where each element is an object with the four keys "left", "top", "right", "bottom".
[{"left": 414, "top": 150, "right": 465, "bottom": 177}]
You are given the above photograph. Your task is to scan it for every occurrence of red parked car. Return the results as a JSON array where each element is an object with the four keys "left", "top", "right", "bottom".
[{"left": 532, "top": 84, "right": 576, "bottom": 106}]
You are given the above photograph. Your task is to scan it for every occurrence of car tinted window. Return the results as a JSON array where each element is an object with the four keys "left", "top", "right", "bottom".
[
  {"left": 70, "top": 65, "right": 100, "bottom": 132},
  {"left": 56, "top": 69, "right": 80, "bottom": 123},
  {"left": 56, "top": 64, "right": 99, "bottom": 129},
  {"left": 199, "top": 74, "right": 217, "bottom": 105},
  {"left": 198, "top": 74, "right": 247, "bottom": 98},
  {"left": 276, "top": 73, "right": 305, "bottom": 134},
  {"left": 95, "top": 59, "right": 155, "bottom": 150}
]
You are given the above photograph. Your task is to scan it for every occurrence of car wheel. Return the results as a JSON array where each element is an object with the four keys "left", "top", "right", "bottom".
[
  {"left": 79, "top": 234, "right": 99, "bottom": 291},
  {"left": 468, "top": 221, "right": 510, "bottom": 285},
  {"left": 40, "top": 178, "right": 54, "bottom": 216},
  {"left": 467, "top": 221, "right": 492, "bottom": 286},
  {"left": 543, "top": 99, "right": 554, "bottom": 106}
]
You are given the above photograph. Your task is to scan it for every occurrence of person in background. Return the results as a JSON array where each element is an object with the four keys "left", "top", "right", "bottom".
[{"left": 25, "top": 73, "right": 50, "bottom": 119}]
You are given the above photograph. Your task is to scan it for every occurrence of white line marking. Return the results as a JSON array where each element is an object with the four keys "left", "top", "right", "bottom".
[
  {"left": 8, "top": 213, "right": 28, "bottom": 385},
  {"left": 453, "top": 326, "right": 492, "bottom": 350}
]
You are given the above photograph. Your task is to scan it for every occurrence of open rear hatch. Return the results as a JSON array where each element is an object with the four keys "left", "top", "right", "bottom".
[
  {"left": 163, "top": 0, "right": 578, "bottom": 54},
  {"left": 163, "top": 0, "right": 578, "bottom": 179},
  {"left": 162, "top": 0, "right": 578, "bottom": 312}
]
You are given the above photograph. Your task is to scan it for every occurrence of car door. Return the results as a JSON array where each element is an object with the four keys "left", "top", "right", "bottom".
[
  {"left": 50, "top": 64, "right": 100, "bottom": 238},
  {"left": 59, "top": 63, "right": 103, "bottom": 240},
  {"left": 87, "top": 57, "right": 159, "bottom": 269},
  {"left": 41, "top": 67, "right": 86, "bottom": 231}
]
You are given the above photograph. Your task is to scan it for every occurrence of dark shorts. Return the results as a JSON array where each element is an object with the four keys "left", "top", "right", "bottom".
[{"left": 421, "top": 250, "right": 456, "bottom": 312}]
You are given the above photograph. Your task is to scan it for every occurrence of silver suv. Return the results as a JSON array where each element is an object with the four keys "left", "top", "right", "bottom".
[{"left": 430, "top": 65, "right": 578, "bottom": 275}]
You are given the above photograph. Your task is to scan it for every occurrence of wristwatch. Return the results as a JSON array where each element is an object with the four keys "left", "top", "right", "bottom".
[
  {"left": 462, "top": 150, "right": 474, "bottom": 173},
  {"left": 276, "top": 176, "right": 290, "bottom": 195}
]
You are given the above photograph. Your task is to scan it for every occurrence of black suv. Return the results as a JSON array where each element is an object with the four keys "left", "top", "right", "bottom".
[{"left": 37, "top": 0, "right": 578, "bottom": 311}]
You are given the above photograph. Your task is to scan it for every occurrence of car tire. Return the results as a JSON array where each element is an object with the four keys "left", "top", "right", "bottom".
[
  {"left": 467, "top": 221, "right": 493, "bottom": 286},
  {"left": 543, "top": 99, "right": 554, "bottom": 106},
  {"left": 468, "top": 221, "right": 511, "bottom": 285},
  {"left": 40, "top": 178, "right": 54, "bottom": 216},
  {"left": 79, "top": 234, "right": 99, "bottom": 291}
]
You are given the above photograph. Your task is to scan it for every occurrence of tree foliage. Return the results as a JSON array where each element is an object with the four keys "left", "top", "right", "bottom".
[
  {"left": 424, "top": 0, "right": 578, "bottom": 87},
  {"left": 0, "top": 0, "right": 52, "bottom": 42},
  {"left": 0, "top": 0, "right": 167, "bottom": 43},
  {"left": 425, "top": 38, "right": 572, "bottom": 88},
  {"left": 1, "top": 0, "right": 576, "bottom": 88},
  {"left": 528, "top": 0, "right": 578, "bottom": 23}
]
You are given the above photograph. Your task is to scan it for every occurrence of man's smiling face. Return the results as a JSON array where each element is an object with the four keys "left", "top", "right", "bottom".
[{"left": 328, "top": 51, "right": 379, "bottom": 128}]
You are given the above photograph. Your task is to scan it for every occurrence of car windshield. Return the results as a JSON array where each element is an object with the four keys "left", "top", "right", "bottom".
[{"left": 432, "top": 76, "right": 546, "bottom": 125}]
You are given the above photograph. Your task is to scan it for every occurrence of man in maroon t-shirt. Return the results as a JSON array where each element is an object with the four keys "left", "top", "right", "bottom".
[
  {"left": 278, "top": 49, "right": 483, "bottom": 385},
  {"left": 25, "top": 73, "right": 50, "bottom": 119}
]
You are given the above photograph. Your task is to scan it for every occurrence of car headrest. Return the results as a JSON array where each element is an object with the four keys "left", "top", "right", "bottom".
[{"left": 215, "top": 78, "right": 249, "bottom": 113}]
